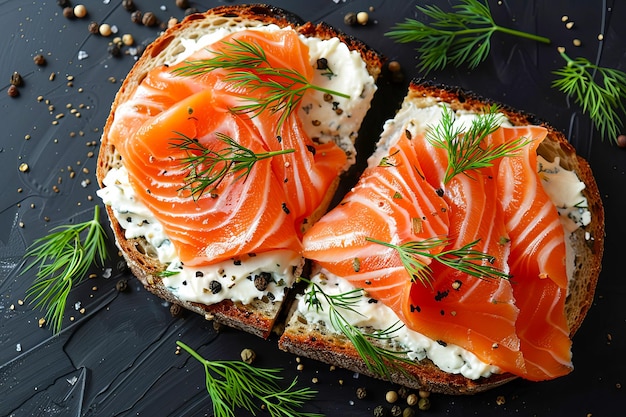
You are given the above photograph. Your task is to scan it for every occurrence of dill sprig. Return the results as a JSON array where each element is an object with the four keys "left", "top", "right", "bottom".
[
  {"left": 302, "top": 278, "right": 413, "bottom": 380},
  {"left": 366, "top": 236, "right": 510, "bottom": 288},
  {"left": 385, "top": 0, "right": 550, "bottom": 74},
  {"left": 427, "top": 105, "right": 531, "bottom": 184},
  {"left": 170, "top": 131, "right": 294, "bottom": 200},
  {"left": 553, "top": 48, "right": 626, "bottom": 144},
  {"left": 176, "top": 341, "right": 322, "bottom": 417},
  {"left": 171, "top": 38, "right": 350, "bottom": 133},
  {"left": 21, "top": 205, "right": 108, "bottom": 334}
]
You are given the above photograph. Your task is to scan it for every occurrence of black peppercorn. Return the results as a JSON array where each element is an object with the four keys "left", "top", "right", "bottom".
[
  {"left": 63, "top": 6, "right": 74, "bottom": 18},
  {"left": 10, "top": 71, "right": 23, "bottom": 87},
  {"left": 88, "top": 21, "right": 99, "bottom": 34},
  {"left": 131, "top": 10, "right": 142, "bottom": 24},
  {"left": 175, "top": 0, "right": 190, "bottom": 8},
  {"left": 107, "top": 43, "right": 121, "bottom": 57},
  {"left": 344, "top": 12, "right": 357, "bottom": 26},
  {"left": 122, "top": 0, "right": 136, "bottom": 12},
  {"left": 253, "top": 272, "right": 271, "bottom": 291},
  {"left": 208, "top": 280, "right": 222, "bottom": 294},
  {"left": 33, "top": 54, "right": 47, "bottom": 66},
  {"left": 7, "top": 85, "right": 19, "bottom": 98},
  {"left": 142, "top": 11, "right": 157, "bottom": 27}
]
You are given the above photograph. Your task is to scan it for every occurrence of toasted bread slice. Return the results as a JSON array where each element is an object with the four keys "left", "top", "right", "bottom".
[
  {"left": 278, "top": 79, "right": 604, "bottom": 394},
  {"left": 96, "top": 4, "right": 383, "bottom": 338}
]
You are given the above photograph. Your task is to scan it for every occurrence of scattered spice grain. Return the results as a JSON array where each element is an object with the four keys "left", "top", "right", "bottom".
[
  {"left": 33, "top": 54, "right": 46, "bottom": 66},
  {"left": 73, "top": 4, "right": 87, "bottom": 18},
  {"left": 344, "top": 12, "right": 357, "bottom": 26},
  {"left": 240, "top": 348, "right": 256, "bottom": 364},
  {"left": 7, "top": 85, "right": 19, "bottom": 97}
]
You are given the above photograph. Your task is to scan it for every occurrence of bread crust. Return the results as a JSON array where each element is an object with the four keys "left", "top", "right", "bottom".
[
  {"left": 278, "top": 78, "right": 605, "bottom": 393},
  {"left": 96, "top": 4, "right": 383, "bottom": 338}
]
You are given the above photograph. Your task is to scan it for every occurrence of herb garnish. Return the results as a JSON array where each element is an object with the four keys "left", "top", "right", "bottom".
[
  {"left": 21, "top": 205, "right": 108, "bottom": 334},
  {"left": 427, "top": 105, "right": 531, "bottom": 184},
  {"left": 552, "top": 48, "right": 626, "bottom": 144},
  {"left": 387, "top": 0, "right": 626, "bottom": 144},
  {"left": 171, "top": 38, "right": 350, "bottom": 133},
  {"left": 366, "top": 236, "right": 510, "bottom": 288},
  {"left": 176, "top": 341, "right": 322, "bottom": 417},
  {"left": 302, "top": 278, "right": 413, "bottom": 380},
  {"left": 170, "top": 131, "right": 295, "bottom": 200},
  {"left": 385, "top": 0, "right": 550, "bottom": 74}
]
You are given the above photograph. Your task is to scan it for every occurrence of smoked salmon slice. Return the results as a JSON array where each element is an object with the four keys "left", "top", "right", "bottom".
[
  {"left": 107, "top": 29, "right": 348, "bottom": 266},
  {"left": 303, "top": 116, "right": 574, "bottom": 381},
  {"left": 494, "top": 126, "right": 573, "bottom": 380}
]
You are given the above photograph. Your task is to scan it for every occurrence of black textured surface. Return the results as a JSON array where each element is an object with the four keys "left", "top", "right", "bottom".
[{"left": 1, "top": 1, "right": 624, "bottom": 416}]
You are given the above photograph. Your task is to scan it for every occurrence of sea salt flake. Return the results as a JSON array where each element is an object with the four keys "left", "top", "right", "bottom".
[
  {"left": 67, "top": 376, "right": 78, "bottom": 386},
  {"left": 16, "top": 343, "right": 22, "bottom": 352},
  {"left": 77, "top": 51, "right": 89, "bottom": 60},
  {"left": 102, "top": 267, "right": 112, "bottom": 279}
]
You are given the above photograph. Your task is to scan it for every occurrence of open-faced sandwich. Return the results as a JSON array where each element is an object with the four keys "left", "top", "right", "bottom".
[
  {"left": 278, "top": 79, "right": 604, "bottom": 394},
  {"left": 95, "top": 4, "right": 383, "bottom": 338}
]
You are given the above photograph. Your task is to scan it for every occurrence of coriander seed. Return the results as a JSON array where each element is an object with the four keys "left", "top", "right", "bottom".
[
  {"left": 99, "top": 23, "right": 112, "bottom": 37},
  {"left": 357, "top": 11, "right": 369, "bottom": 25},
  {"left": 386, "top": 390, "right": 399, "bottom": 404},
  {"left": 122, "top": 33, "right": 134, "bottom": 46},
  {"left": 73, "top": 4, "right": 87, "bottom": 19}
]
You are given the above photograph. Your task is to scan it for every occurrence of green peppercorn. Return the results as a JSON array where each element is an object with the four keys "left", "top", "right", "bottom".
[
  {"left": 373, "top": 405, "right": 386, "bottom": 417},
  {"left": 418, "top": 397, "right": 431, "bottom": 411},
  {"left": 390, "top": 405, "right": 402, "bottom": 417}
]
